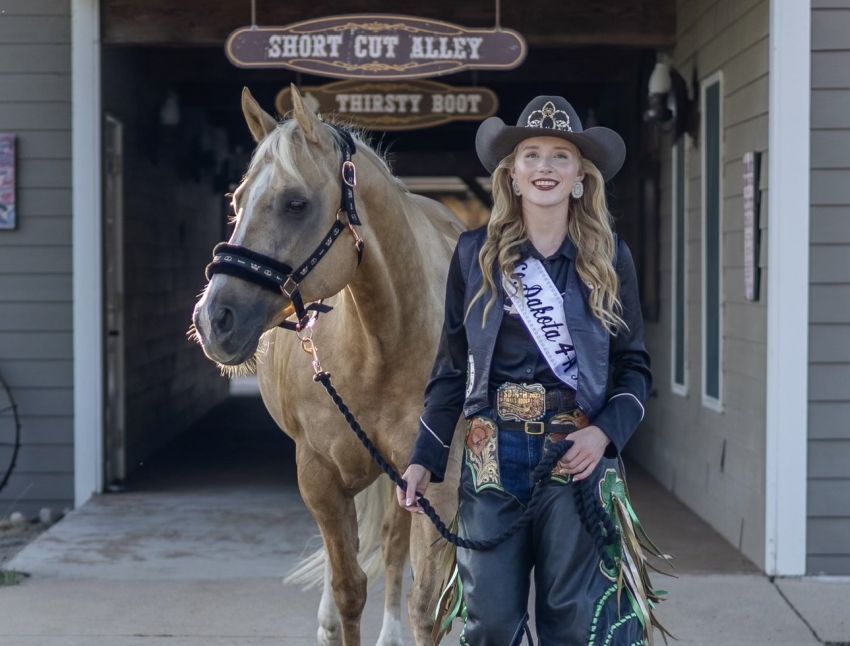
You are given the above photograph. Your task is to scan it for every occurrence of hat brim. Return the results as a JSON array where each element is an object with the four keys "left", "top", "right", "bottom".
[{"left": 475, "top": 116, "right": 626, "bottom": 182}]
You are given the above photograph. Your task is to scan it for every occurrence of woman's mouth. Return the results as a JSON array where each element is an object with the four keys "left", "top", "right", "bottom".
[{"left": 531, "top": 179, "right": 560, "bottom": 191}]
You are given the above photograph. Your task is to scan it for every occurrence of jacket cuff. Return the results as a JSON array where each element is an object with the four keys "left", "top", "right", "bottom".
[
  {"left": 409, "top": 416, "right": 451, "bottom": 483},
  {"left": 592, "top": 392, "right": 646, "bottom": 457}
]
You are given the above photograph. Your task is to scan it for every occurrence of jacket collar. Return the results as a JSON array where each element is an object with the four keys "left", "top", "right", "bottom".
[{"left": 519, "top": 233, "right": 578, "bottom": 261}]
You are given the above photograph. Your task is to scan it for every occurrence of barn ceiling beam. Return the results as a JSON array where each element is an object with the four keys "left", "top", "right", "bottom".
[{"left": 102, "top": 0, "right": 675, "bottom": 48}]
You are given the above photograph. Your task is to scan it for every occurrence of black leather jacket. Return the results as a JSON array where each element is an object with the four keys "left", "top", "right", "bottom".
[{"left": 410, "top": 226, "right": 652, "bottom": 482}]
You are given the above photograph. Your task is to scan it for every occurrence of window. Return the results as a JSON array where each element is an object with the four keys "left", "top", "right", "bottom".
[
  {"left": 671, "top": 136, "right": 688, "bottom": 395},
  {"left": 701, "top": 72, "right": 723, "bottom": 411}
]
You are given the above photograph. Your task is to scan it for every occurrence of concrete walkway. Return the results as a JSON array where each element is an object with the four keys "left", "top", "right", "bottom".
[{"left": 1, "top": 398, "right": 846, "bottom": 645}]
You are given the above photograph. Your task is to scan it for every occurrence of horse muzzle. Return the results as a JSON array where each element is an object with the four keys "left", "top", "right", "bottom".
[{"left": 193, "top": 290, "right": 265, "bottom": 365}]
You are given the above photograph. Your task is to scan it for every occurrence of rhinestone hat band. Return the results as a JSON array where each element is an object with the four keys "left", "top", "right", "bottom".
[{"left": 525, "top": 100, "right": 573, "bottom": 132}]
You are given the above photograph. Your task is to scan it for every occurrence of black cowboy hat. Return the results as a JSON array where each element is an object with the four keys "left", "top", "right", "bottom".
[{"left": 475, "top": 95, "right": 626, "bottom": 181}]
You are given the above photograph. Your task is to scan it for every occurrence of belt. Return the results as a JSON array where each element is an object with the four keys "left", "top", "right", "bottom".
[
  {"left": 498, "top": 417, "right": 586, "bottom": 435},
  {"left": 543, "top": 388, "right": 576, "bottom": 412},
  {"left": 494, "top": 381, "right": 577, "bottom": 423}
]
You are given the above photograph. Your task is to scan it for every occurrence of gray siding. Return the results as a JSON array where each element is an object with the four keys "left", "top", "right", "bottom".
[
  {"left": 807, "top": 0, "right": 850, "bottom": 575},
  {"left": 0, "top": 0, "right": 73, "bottom": 516},
  {"left": 630, "top": 0, "right": 769, "bottom": 569}
]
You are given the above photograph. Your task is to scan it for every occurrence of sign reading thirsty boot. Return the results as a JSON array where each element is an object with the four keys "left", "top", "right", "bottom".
[
  {"left": 226, "top": 14, "right": 526, "bottom": 79},
  {"left": 275, "top": 80, "right": 498, "bottom": 130}
]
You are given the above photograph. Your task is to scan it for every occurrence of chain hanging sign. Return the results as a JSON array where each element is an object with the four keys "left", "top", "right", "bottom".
[
  {"left": 226, "top": 14, "right": 526, "bottom": 79},
  {"left": 276, "top": 80, "right": 498, "bottom": 130}
]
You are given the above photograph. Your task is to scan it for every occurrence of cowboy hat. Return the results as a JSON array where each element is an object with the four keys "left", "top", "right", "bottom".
[{"left": 475, "top": 95, "right": 626, "bottom": 181}]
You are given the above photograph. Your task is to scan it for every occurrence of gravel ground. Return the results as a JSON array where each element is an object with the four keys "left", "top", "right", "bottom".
[{"left": 0, "top": 517, "right": 54, "bottom": 573}]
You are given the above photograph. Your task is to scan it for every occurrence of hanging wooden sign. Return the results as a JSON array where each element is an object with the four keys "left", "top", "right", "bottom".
[
  {"left": 226, "top": 14, "right": 526, "bottom": 79},
  {"left": 275, "top": 80, "right": 498, "bottom": 130}
]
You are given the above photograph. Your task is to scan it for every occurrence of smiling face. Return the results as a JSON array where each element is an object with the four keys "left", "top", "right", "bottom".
[{"left": 510, "top": 136, "right": 584, "bottom": 211}]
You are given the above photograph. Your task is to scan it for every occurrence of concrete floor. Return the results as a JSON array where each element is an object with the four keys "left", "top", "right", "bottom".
[{"left": 1, "top": 397, "right": 845, "bottom": 645}]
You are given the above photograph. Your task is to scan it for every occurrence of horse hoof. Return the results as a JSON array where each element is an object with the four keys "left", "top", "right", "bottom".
[
  {"left": 376, "top": 614, "right": 404, "bottom": 646},
  {"left": 317, "top": 625, "right": 342, "bottom": 646}
]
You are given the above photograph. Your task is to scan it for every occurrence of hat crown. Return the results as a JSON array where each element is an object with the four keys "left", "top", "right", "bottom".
[{"left": 517, "top": 96, "right": 582, "bottom": 134}]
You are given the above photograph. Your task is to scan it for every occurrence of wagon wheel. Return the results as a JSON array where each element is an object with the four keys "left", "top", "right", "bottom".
[{"left": 0, "top": 371, "right": 21, "bottom": 494}]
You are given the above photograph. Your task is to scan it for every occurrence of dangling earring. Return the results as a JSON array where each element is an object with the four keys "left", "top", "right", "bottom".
[
  {"left": 512, "top": 180, "right": 522, "bottom": 196},
  {"left": 571, "top": 181, "right": 584, "bottom": 199}
]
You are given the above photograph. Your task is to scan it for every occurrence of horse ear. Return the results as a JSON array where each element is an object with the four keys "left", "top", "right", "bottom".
[
  {"left": 241, "top": 87, "right": 277, "bottom": 143},
  {"left": 290, "top": 83, "right": 322, "bottom": 144}
]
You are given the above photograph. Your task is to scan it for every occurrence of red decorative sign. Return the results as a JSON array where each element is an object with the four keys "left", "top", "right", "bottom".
[
  {"left": 0, "top": 134, "right": 16, "bottom": 231},
  {"left": 226, "top": 14, "right": 527, "bottom": 79},
  {"left": 276, "top": 80, "right": 498, "bottom": 130}
]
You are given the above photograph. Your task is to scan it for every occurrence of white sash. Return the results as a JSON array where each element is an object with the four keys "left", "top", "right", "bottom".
[{"left": 503, "top": 257, "right": 578, "bottom": 389}]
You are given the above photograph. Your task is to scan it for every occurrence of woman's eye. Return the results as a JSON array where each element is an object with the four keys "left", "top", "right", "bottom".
[{"left": 287, "top": 200, "right": 307, "bottom": 212}]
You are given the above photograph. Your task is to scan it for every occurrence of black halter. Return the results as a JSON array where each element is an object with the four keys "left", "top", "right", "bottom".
[{"left": 205, "top": 125, "right": 364, "bottom": 332}]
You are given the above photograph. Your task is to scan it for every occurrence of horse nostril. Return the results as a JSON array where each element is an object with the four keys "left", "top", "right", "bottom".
[{"left": 211, "top": 306, "right": 235, "bottom": 337}]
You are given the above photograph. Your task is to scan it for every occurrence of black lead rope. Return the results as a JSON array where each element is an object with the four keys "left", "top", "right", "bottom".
[{"left": 313, "top": 370, "right": 618, "bottom": 567}]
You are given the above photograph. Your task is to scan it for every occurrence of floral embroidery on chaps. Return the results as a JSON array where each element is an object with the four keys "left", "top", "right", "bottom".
[{"left": 464, "top": 417, "right": 501, "bottom": 491}]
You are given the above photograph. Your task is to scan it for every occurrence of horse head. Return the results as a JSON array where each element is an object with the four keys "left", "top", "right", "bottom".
[{"left": 192, "top": 86, "right": 364, "bottom": 366}]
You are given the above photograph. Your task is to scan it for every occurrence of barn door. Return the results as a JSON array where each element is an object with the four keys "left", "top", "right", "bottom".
[{"left": 104, "top": 114, "right": 126, "bottom": 488}]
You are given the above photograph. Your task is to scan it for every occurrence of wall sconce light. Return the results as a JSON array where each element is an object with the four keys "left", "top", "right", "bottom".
[{"left": 643, "top": 53, "right": 699, "bottom": 142}]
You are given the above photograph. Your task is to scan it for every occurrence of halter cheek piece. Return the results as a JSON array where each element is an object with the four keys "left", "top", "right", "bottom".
[{"left": 204, "top": 125, "right": 364, "bottom": 332}]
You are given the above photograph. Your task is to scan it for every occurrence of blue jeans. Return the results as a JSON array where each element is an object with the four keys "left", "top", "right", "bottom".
[{"left": 497, "top": 410, "right": 563, "bottom": 505}]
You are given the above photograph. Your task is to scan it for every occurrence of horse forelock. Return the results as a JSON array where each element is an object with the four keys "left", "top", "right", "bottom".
[{"left": 243, "top": 118, "right": 408, "bottom": 200}]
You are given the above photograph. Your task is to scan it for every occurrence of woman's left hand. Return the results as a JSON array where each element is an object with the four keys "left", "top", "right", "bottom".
[{"left": 558, "top": 425, "right": 610, "bottom": 481}]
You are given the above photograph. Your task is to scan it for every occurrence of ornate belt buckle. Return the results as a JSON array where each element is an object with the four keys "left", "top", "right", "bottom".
[{"left": 496, "top": 382, "right": 545, "bottom": 422}]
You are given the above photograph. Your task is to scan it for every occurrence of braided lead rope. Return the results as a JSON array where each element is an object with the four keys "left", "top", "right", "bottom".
[{"left": 313, "top": 370, "right": 616, "bottom": 566}]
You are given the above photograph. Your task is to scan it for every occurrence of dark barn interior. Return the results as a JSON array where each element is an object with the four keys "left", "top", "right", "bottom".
[{"left": 98, "top": 0, "right": 673, "bottom": 488}]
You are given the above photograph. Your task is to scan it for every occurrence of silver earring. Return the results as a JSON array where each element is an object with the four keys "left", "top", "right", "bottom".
[
  {"left": 512, "top": 180, "right": 522, "bottom": 196},
  {"left": 571, "top": 181, "right": 584, "bottom": 199}
]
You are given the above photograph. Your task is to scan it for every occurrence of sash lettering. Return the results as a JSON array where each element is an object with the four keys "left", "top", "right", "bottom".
[{"left": 503, "top": 258, "right": 578, "bottom": 388}]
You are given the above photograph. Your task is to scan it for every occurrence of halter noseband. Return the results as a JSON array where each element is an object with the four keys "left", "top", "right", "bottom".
[{"left": 205, "top": 125, "right": 364, "bottom": 332}]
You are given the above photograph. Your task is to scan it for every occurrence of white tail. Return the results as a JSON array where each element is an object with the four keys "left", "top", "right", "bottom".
[{"left": 284, "top": 475, "right": 393, "bottom": 589}]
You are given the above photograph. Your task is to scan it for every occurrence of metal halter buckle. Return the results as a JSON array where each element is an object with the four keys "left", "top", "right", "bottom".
[
  {"left": 524, "top": 421, "right": 545, "bottom": 435},
  {"left": 281, "top": 277, "right": 298, "bottom": 298}
]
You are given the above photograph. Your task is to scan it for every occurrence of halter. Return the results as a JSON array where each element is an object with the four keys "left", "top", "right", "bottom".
[{"left": 205, "top": 125, "right": 364, "bottom": 332}]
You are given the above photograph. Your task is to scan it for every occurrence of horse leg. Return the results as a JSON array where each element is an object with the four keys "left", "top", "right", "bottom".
[
  {"left": 317, "top": 557, "right": 343, "bottom": 645},
  {"left": 300, "top": 462, "right": 368, "bottom": 646},
  {"left": 376, "top": 493, "right": 411, "bottom": 646}
]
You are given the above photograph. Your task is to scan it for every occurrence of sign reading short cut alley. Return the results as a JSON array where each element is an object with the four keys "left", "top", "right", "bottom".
[{"left": 225, "top": 14, "right": 527, "bottom": 79}]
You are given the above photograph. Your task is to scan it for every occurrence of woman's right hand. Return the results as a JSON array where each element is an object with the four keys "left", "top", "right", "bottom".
[{"left": 397, "top": 464, "right": 431, "bottom": 514}]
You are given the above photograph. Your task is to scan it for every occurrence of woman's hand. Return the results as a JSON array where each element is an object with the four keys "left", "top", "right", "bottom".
[
  {"left": 558, "top": 425, "right": 610, "bottom": 481},
  {"left": 397, "top": 464, "right": 431, "bottom": 514}
]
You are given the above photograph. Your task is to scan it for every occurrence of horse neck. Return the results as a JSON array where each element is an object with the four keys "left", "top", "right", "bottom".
[{"left": 337, "top": 157, "right": 429, "bottom": 350}]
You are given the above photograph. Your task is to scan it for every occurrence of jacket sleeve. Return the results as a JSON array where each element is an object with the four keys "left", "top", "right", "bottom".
[
  {"left": 593, "top": 237, "right": 653, "bottom": 457},
  {"left": 408, "top": 239, "right": 469, "bottom": 483}
]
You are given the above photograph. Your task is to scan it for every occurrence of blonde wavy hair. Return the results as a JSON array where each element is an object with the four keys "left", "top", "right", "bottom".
[{"left": 467, "top": 147, "right": 628, "bottom": 335}]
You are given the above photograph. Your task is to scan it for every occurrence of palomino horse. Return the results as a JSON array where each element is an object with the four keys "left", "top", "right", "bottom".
[{"left": 192, "top": 86, "right": 464, "bottom": 645}]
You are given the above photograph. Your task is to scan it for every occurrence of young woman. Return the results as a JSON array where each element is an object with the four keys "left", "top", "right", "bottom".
[{"left": 397, "top": 96, "right": 660, "bottom": 645}]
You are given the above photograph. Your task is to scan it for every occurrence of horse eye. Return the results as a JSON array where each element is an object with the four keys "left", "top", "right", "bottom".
[{"left": 286, "top": 199, "right": 308, "bottom": 212}]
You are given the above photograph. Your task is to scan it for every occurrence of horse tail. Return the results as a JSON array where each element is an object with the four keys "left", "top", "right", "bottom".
[{"left": 283, "top": 475, "right": 391, "bottom": 590}]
